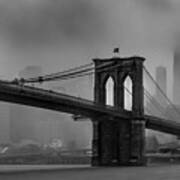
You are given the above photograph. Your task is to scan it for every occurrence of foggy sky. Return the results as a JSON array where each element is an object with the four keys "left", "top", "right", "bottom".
[{"left": 0, "top": 0, "right": 180, "bottom": 98}]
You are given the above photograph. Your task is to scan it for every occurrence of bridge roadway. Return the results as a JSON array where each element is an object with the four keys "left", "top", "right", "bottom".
[{"left": 0, "top": 80, "right": 180, "bottom": 135}]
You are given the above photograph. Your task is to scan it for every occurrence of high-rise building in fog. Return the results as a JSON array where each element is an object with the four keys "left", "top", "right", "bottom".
[
  {"left": 173, "top": 50, "right": 180, "bottom": 105},
  {"left": 155, "top": 66, "right": 167, "bottom": 108},
  {"left": 18, "top": 66, "right": 42, "bottom": 80},
  {"left": 10, "top": 66, "right": 43, "bottom": 143},
  {"left": 146, "top": 66, "right": 167, "bottom": 120},
  {"left": 156, "top": 66, "right": 167, "bottom": 96},
  {"left": 10, "top": 65, "right": 92, "bottom": 147},
  {"left": 48, "top": 76, "right": 93, "bottom": 149}
]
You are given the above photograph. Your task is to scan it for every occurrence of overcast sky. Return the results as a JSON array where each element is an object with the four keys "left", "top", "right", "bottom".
[{"left": 0, "top": 0, "right": 180, "bottom": 98}]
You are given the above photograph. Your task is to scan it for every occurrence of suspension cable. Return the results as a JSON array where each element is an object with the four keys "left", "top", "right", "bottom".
[
  {"left": 49, "top": 62, "right": 132, "bottom": 82},
  {"left": 14, "top": 60, "right": 133, "bottom": 84},
  {"left": 144, "top": 88, "right": 166, "bottom": 113},
  {"left": 44, "top": 61, "right": 133, "bottom": 82},
  {"left": 24, "top": 62, "right": 93, "bottom": 83},
  {"left": 143, "top": 87, "right": 173, "bottom": 119},
  {"left": 46, "top": 71, "right": 94, "bottom": 81},
  {"left": 16, "top": 61, "right": 114, "bottom": 84},
  {"left": 143, "top": 65, "right": 180, "bottom": 118},
  {"left": 124, "top": 84, "right": 173, "bottom": 119},
  {"left": 144, "top": 88, "right": 179, "bottom": 121}
]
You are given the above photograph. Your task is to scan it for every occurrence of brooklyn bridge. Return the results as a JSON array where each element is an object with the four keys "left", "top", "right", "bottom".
[{"left": 0, "top": 54, "right": 179, "bottom": 167}]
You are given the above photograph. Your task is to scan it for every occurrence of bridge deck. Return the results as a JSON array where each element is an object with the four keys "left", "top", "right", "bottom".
[
  {"left": 0, "top": 80, "right": 180, "bottom": 135},
  {"left": 145, "top": 115, "right": 180, "bottom": 136},
  {"left": 0, "top": 80, "right": 132, "bottom": 119}
]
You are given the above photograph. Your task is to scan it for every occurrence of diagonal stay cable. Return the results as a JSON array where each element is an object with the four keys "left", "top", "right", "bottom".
[
  {"left": 18, "top": 61, "right": 112, "bottom": 84},
  {"left": 144, "top": 88, "right": 168, "bottom": 114},
  {"left": 46, "top": 62, "right": 133, "bottom": 82},
  {"left": 24, "top": 62, "right": 94, "bottom": 83},
  {"left": 143, "top": 65, "right": 180, "bottom": 118},
  {"left": 144, "top": 88, "right": 179, "bottom": 121},
  {"left": 143, "top": 88, "right": 174, "bottom": 119},
  {"left": 19, "top": 61, "right": 133, "bottom": 84},
  {"left": 123, "top": 84, "right": 166, "bottom": 117}
]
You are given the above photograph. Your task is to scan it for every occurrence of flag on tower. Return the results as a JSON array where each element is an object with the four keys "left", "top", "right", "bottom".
[{"left": 113, "top": 48, "right": 119, "bottom": 53}]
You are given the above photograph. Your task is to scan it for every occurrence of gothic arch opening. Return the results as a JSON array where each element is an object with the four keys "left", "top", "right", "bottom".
[
  {"left": 123, "top": 76, "right": 133, "bottom": 111},
  {"left": 105, "top": 77, "right": 114, "bottom": 106}
]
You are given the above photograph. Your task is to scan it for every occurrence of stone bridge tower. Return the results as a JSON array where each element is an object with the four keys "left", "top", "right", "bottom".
[{"left": 92, "top": 55, "right": 146, "bottom": 166}]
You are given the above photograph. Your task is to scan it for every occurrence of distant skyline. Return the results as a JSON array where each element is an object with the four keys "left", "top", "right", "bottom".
[{"left": 8, "top": 64, "right": 92, "bottom": 147}]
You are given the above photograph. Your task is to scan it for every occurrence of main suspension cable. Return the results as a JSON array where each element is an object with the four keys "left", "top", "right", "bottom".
[
  {"left": 143, "top": 66, "right": 180, "bottom": 118},
  {"left": 143, "top": 87, "right": 173, "bottom": 119},
  {"left": 13, "top": 61, "right": 133, "bottom": 84},
  {"left": 124, "top": 84, "right": 173, "bottom": 119}
]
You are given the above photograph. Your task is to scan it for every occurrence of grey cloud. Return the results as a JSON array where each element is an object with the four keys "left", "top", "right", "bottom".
[
  {"left": 135, "top": 0, "right": 173, "bottom": 11},
  {"left": 0, "top": 0, "right": 106, "bottom": 47}
]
